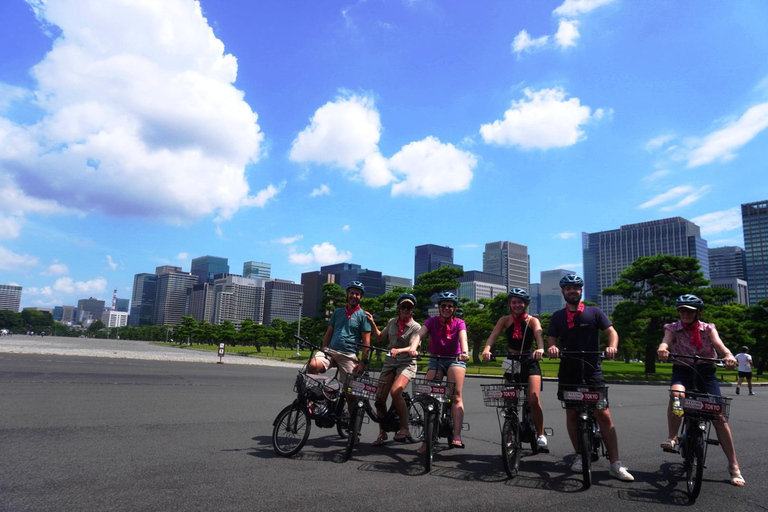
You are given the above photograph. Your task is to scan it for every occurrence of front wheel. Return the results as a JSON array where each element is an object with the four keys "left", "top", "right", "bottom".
[
  {"left": 335, "top": 399, "right": 350, "bottom": 439},
  {"left": 344, "top": 403, "right": 364, "bottom": 461},
  {"left": 272, "top": 404, "right": 311, "bottom": 457},
  {"left": 424, "top": 409, "right": 436, "bottom": 472},
  {"left": 408, "top": 400, "right": 427, "bottom": 443},
  {"left": 524, "top": 405, "right": 539, "bottom": 454},
  {"left": 685, "top": 428, "right": 705, "bottom": 502},
  {"left": 578, "top": 419, "right": 592, "bottom": 489},
  {"left": 501, "top": 414, "right": 521, "bottom": 478}
]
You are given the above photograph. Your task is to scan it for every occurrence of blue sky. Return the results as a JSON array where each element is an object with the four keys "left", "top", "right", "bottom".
[{"left": 2, "top": 0, "right": 768, "bottom": 310}]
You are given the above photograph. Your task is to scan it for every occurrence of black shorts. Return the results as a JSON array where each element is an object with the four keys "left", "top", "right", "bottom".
[
  {"left": 503, "top": 356, "right": 542, "bottom": 385},
  {"left": 738, "top": 371, "right": 752, "bottom": 379}
]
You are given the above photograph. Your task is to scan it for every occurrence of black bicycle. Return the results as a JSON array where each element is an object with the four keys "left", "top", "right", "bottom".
[
  {"left": 271, "top": 336, "right": 349, "bottom": 457},
  {"left": 666, "top": 353, "right": 732, "bottom": 503},
  {"left": 557, "top": 350, "right": 609, "bottom": 489},
  {"left": 343, "top": 343, "right": 424, "bottom": 461},
  {"left": 481, "top": 353, "right": 551, "bottom": 478}
]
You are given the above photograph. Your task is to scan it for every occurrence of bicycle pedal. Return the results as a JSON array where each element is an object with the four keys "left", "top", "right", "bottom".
[{"left": 706, "top": 439, "right": 720, "bottom": 446}]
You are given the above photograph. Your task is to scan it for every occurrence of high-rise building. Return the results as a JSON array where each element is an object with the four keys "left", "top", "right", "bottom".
[
  {"left": 115, "top": 298, "right": 130, "bottom": 313},
  {"left": 384, "top": 275, "right": 412, "bottom": 293},
  {"left": 129, "top": 273, "right": 158, "bottom": 326},
  {"left": 77, "top": 297, "right": 106, "bottom": 324},
  {"left": 528, "top": 283, "right": 541, "bottom": 316},
  {"left": 414, "top": 244, "right": 461, "bottom": 283},
  {"left": 539, "top": 269, "right": 575, "bottom": 315},
  {"left": 742, "top": 200, "right": 768, "bottom": 305},
  {"left": 583, "top": 217, "right": 709, "bottom": 315},
  {"left": 483, "top": 241, "right": 530, "bottom": 292},
  {"left": 191, "top": 256, "right": 229, "bottom": 285},
  {"left": 102, "top": 310, "right": 129, "bottom": 328},
  {"left": 0, "top": 284, "right": 22, "bottom": 312},
  {"left": 321, "top": 263, "right": 386, "bottom": 298},
  {"left": 61, "top": 305, "right": 76, "bottom": 325},
  {"left": 153, "top": 269, "right": 197, "bottom": 326},
  {"left": 188, "top": 282, "right": 214, "bottom": 324},
  {"left": 264, "top": 280, "right": 303, "bottom": 324},
  {"left": 243, "top": 261, "right": 271, "bottom": 280},
  {"left": 457, "top": 271, "right": 506, "bottom": 302},
  {"left": 212, "top": 275, "right": 265, "bottom": 326},
  {"left": 709, "top": 246, "right": 747, "bottom": 280},
  {"left": 300, "top": 270, "right": 336, "bottom": 318}
]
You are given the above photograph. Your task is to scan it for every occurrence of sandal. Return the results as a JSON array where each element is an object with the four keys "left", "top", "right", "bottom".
[
  {"left": 372, "top": 432, "right": 388, "bottom": 447},
  {"left": 393, "top": 430, "right": 411, "bottom": 442},
  {"left": 729, "top": 467, "right": 746, "bottom": 487},
  {"left": 451, "top": 440, "right": 466, "bottom": 449},
  {"left": 661, "top": 438, "right": 677, "bottom": 453}
]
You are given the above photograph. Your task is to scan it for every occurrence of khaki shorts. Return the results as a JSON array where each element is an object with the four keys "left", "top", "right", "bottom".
[
  {"left": 380, "top": 355, "right": 417, "bottom": 381},
  {"left": 313, "top": 349, "right": 359, "bottom": 384}
]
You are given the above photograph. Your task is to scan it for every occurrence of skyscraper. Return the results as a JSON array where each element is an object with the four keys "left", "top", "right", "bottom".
[
  {"left": 482, "top": 241, "right": 530, "bottom": 292},
  {"left": 153, "top": 267, "right": 197, "bottom": 326},
  {"left": 0, "top": 284, "right": 22, "bottom": 312},
  {"left": 77, "top": 297, "right": 106, "bottom": 324},
  {"left": 539, "top": 269, "right": 575, "bottom": 315},
  {"left": 190, "top": 256, "right": 229, "bottom": 285},
  {"left": 583, "top": 217, "right": 709, "bottom": 315},
  {"left": 742, "top": 200, "right": 768, "bottom": 305},
  {"left": 129, "top": 273, "right": 157, "bottom": 326},
  {"left": 457, "top": 271, "right": 506, "bottom": 302},
  {"left": 212, "top": 275, "right": 265, "bottom": 326},
  {"left": 300, "top": 270, "right": 336, "bottom": 318},
  {"left": 264, "top": 280, "right": 303, "bottom": 324},
  {"left": 243, "top": 261, "right": 271, "bottom": 280},
  {"left": 709, "top": 246, "right": 747, "bottom": 280},
  {"left": 414, "top": 244, "right": 461, "bottom": 282}
]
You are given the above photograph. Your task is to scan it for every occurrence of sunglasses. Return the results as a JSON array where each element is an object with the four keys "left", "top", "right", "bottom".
[
  {"left": 439, "top": 303, "right": 455, "bottom": 309},
  {"left": 399, "top": 304, "right": 414, "bottom": 310}
]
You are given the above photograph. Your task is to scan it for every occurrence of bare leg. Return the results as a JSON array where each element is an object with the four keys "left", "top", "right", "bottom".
[
  {"left": 594, "top": 409, "right": 620, "bottom": 464},
  {"left": 448, "top": 365, "right": 466, "bottom": 443},
  {"left": 528, "top": 375, "right": 544, "bottom": 436}
]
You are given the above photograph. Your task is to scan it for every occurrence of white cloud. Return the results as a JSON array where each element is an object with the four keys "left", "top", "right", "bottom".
[
  {"left": 554, "top": 232, "right": 577, "bottom": 239},
  {"left": 480, "top": 87, "right": 604, "bottom": 149},
  {"left": 512, "top": 30, "right": 549, "bottom": 54},
  {"left": 310, "top": 184, "right": 331, "bottom": 197},
  {"left": 554, "top": 19, "right": 580, "bottom": 48},
  {"left": 273, "top": 235, "right": 303, "bottom": 245},
  {"left": 289, "top": 242, "right": 352, "bottom": 266},
  {"left": 0, "top": 0, "right": 266, "bottom": 224},
  {"left": 644, "top": 134, "right": 675, "bottom": 152},
  {"left": 360, "top": 152, "right": 395, "bottom": 187},
  {"left": 106, "top": 255, "right": 118, "bottom": 271},
  {"left": 691, "top": 207, "right": 742, "bottom": 236},
  {"left": 642, "top": 169, "right": 670, "bottom": 182},
  {"left": 53, "top": 276, "right": 108, "bottom": 295},
  {"left": 42, "top": 261, "right": 69, "bottom": 276},
  {"left": 389, "top": 137, "right": 477, "bottom": 197},
  {"left": 0, "top": 215, "right": 22, "bottom": 239},
  {"left": 342, "top": 225, "right": 350, "bottom": 232},
  {"left": 289, "top": 94, "right": 381, "bottom": 170},
  {"left": 686, "top": 101, "right": 768, "bottom": 168},
  {"left": 175, "top": 252, "right": 189, "bottom": 261},
  {"left": 553, "top": 0, "right": 617, "bottom": 18},
  {"left": 639, "top": 185, "right": 711, "bottom": 211},
  {"left": 0, "top": 246, "right": 38, "bottom": 270}
]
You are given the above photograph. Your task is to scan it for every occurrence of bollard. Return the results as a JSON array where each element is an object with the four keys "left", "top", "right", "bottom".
[{"left": 217, "top": 342, "right": 225, "bottom": 364}]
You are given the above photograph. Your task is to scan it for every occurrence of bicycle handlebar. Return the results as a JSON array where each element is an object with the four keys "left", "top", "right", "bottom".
[{"left": 668, "top": 352, "right": 726, "bottom": 367}]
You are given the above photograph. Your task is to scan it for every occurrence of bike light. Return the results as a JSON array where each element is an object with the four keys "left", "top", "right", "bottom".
[{"left": 428, "top": 403, "right": 435, "bottom": 412}]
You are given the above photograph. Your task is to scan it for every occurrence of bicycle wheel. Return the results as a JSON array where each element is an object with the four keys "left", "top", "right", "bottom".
[
  {"left": 344, "top": 403, "right": 364, "bottom": 461},
  {"left": 424, "top": 409, "right": 436, "bottom": 472},
  {"left": 685, "top": 428, "right": 705, "bottom": 502},
  {"left": 501, "top": 414, "right": 521, "bottom": 478},
  {"left": 335, "top": 399, "right": 349, "bottom": 439},
  {"left": 272, "top": 404, "right": 311, "bottom": 457},
  {"left": 525, "top": 406, "right": 539, "bottom": 455},
  {"left": 444, "top": 403, "right": 455, "bottom": 447},
  {"left": 408, "top": 399, "right": 427, "bottom": 442},
  {"left": 579, "top": 418, "right": 592, "bottom": 489}
]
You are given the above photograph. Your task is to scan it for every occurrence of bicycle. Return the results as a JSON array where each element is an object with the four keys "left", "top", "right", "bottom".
[
  {"left": 556, "top": 350, "right": 609, "bottom": 489},
  {"left": 271, "top": 336, "right": 350, "bottom": 457},
  {"left": 666, "top": 353, "right": 733, "bottom": 503},
  {"left": 343, "top": 343, "right": 424, "bottom": 461},
  {"left": 481, "top": 353, "right": 552, "bottom": 478},
  {"left": 410, "top": 355, "right": 467, "bottom": 472}
]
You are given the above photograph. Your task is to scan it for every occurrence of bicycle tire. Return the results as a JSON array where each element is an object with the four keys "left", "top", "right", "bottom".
[
  {"left": 501, "top": 414, "right": 521, "bottom": 478},
  {"left": 686, "top": 427, "right": 705, "bottom": 502},
  {"left": 408, "top": 399, "right": 427, "bottom": 443},
  {"left": 336, "top": 399, "right": 350, "bottom": 439},
  {"left": 444, "top": 403, "right": 455, "bottom": 447},
  {"left": 579, "top": 418, "right": 592, "bottom": 489},
  {"left": 525, "top": 406, "right": 539, "bottom": 455},
  {"left": 272, "top": 404, "right": 311, "bottom": 457},
  {"left": 344, "top": 404, "right": 364, "bottom": 461},
  {"left": 424, "top": 409, "right": 435, "bottom": 472}
]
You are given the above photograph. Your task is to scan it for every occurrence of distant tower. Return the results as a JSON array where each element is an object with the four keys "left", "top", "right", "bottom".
[{"left": 111, "top": 289, "right": 117, "bottom": 311}]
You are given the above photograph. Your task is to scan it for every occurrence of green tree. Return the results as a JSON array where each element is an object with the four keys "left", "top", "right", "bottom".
[
  {"left": 0, "top": 310, "right": 22, "bottom": 332},
  {"left": 175, "top": 316, "right": 198, "bottom": 345},
  {"left": 412, "top": 266, "right": 464, "bottom": 322},
  {"left": 21, "top": 309, "right": 54, "bottom": 334},
  {"left": 87, "top": 319, "right": 106, "bottom": 336},
  {"left": 320, "top": 282, "right": 346, "bottom": 317},
  {"left": 219, "top": 320, "right": 237, "bottom": 345}
]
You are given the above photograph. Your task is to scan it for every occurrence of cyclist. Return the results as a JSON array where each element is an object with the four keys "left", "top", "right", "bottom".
[
  {"left": 365, "top": 292, "right": 421, "bottom": 446},
  {"left": 482, "top": 287, "right": 548, "bottom": 451},
  {"left": 410, "top": 291, "right": 470, "bottom": 449},
  {"left": 656, "top": 294, "right": 745, "bottom": 487},
  {"left": 546, "top": 274, "right": 634, "bottom": 482},
  {"left": 308, "top": 281, "right": 372, "bottom": 410}
]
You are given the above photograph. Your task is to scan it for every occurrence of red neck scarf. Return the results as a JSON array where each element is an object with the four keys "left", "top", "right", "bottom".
[
  {"left": 345, "top": 304, "right": 360, "bottom": 319},
  {"left": 397, "top": 316, "right": 411, "bottom": 337},
  {"left": 511, "top": 313, "right": 528, "bottom": 339},
  {"left": 566, "top": 302, "right": 585, "bottom": 329},
  {"left": 438, "top": 315, "right": 454, "bottom": 340},
  {"left": 683, "top": 321, "right": 702, "bottom": 350}
]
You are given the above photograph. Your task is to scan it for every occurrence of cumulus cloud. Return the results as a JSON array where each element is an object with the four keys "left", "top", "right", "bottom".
[
  {"left": 175, "top": 252, "right": 189, "bottom": 261},
  {"left": 639, "top": 185, "right": 711, "bottom": 211},
  {"left": 0, "top": 246, "right": 38, "bottom": 270},
  {"left": 310, "top": 184, "right": 331, "bottom": 197},
  {"left": 686, "top": 102, "right": 768, "bottom": 168},
  {"left": 512, "top": 30, "right": 549, "bottom": 53},
  {"left": 289, "top": 242, "right": 352, "bottom": 266},
  {"left": 0, "top": 215, "right": 22, "bottom": 239},
  {"left": 480, "top": 87, "right": 604, "bottom": 149},
  {"left": 52, "top": 276, "right": 108, "bottom": 295},
  {"left": 0, "top": 0, "right": 272, "bottom": 226},
  {"left": 554, "top": 19, "right": 580, "bottom": 48},
  {"left": 691, "top": 207, "right": 742, "bottom": 236},
  {"left": 42, "top": 261, "right": 69, "bottom": 276},
  {"left": 389, "top": 137, "right": 477, "bottom": 197},
  {"left": 342, "top": 225, "right": 350, "bottom": 232},
  {"left": 553, "top": 0, "right": 616, "bottom": 18}
]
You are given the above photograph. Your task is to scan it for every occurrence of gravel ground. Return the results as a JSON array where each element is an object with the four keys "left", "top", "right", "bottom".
[{"left": 0, "top": 335, "right": 300, "bottom": 368}]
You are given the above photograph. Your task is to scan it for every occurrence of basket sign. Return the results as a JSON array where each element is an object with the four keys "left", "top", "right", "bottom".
[
  {"left": 350, "top": 380, "right": 381, "bottom": 395},
  {"left": 416, "top": 384, "right": 446, "bottom": 396},
  {"left": 684, "top": 398, "right": 722, "bottom": 414},
  {"left": 563, "top": 391, "right": 600, "bottom": 402},
  {"left": 487, "top": 388, "right": 518, "bottom": 399}
]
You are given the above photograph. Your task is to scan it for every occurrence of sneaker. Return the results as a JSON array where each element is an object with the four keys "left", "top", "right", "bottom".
[
  {"left": 571, "top": 457, "right": 583, "bottom": 472},
  {"left": 610, "top": 461, "right": 635, "bottom": 482},
  {"left": 736, "top": 387, "right": 740, "bottom": 395},
  {"left": 537, "top": 435, "right": 548, "bottom": 449},
  {"left": 749, "top": 391, "right": 755, "bottom": 396}
]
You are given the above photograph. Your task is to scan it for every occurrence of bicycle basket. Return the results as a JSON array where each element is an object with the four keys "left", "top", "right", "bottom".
[
  {"left": 344, "top": 373, "right": 385, "bottom": 400},
  {"left": 411, "top": 378, "right": 455, "bottom": 402},
  {"left": 680, "top": 391, "right": 731, "bottom": 421},
  {"left": 295, "top": 373, "right": 339, "bottom": 402},
  {"left": 481, "top": 383, "right": 527, "bottom": 407},
  {"left": 558, "top": 384, "right": 608, "bottom": 409}
]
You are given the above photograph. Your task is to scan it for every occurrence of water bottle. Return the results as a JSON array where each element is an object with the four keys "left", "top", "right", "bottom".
[{"left": 672, "top": 396, "right": 684, "bottom": 417}]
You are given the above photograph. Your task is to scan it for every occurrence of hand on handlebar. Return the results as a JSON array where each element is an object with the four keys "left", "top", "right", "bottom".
[
  {"left": 481, "top": 350, "right": 492, "bottom": 362},
  {"left": 532, "top": 348, "right": 544, "bottom": 361},
  {"left": 604, "top": 346, "right": 617, "bottom": 360},
  {"left": 657, "top": 347, "right": 670, "bottom": 363},
  {"left": 458, "top": 352, "right": 469, "bottom": 362},
  {"left": 723, "top": 353, "right": 737, "bottom": 370},
  {"left": 547, "top": 345, "right": 560, "bottom": 359}
]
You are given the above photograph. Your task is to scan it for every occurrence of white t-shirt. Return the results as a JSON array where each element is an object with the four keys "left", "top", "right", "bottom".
[{"left": 734, "top": 352, "right": 752, "bottom": 373}]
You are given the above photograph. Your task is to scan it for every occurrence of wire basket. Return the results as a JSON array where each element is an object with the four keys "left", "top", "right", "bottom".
[
  {"left": 481, "top": 383, "right": 528, "bottom": 407},
  {"left": 344, "top": 373, "right": 386, "bottom": 400},
  {"left": 411, "top": 378, "right": 455, "bottom": 402},
  {"left": 558, "top": 384, "right": 609, "bottom": 410},
  {"left": 679, "top": 391, "right": 731, "bottom": 421},
  {"left": 295, "top": 373, "right": 341, "bottom": 402}
]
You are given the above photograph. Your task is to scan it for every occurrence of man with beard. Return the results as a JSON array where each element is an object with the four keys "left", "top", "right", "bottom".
[{"left": 546, "top": 274, "right": 634, "bottom": 482}]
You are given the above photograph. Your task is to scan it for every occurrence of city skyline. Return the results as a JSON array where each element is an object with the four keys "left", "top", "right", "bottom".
[{"left": 2, "top": 1, "right": 767, "bottom": 310}]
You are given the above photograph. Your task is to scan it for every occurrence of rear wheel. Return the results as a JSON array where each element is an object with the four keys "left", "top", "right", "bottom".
[
  {"left": 272, "top": 404, "right": 310, "bottom": 457},
  {"left": 344, "top": 403, "right": 364, "bottom": 461},
  {"left": 501, "top": 414, "right": 521, "bottom": 478},
  {"left": 579, "top": 419, "right": 592, "bottom": 489},
  {"left": 685, "top": 428, "right": 705, "bottom": 502}
]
